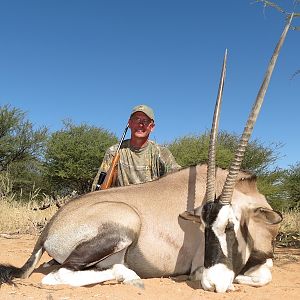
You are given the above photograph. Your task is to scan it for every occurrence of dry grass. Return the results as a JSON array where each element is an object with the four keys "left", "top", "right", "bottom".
[
  {"left": 0, "top": 197, "right": 58, "bottom": 234},
  {"left": 276, "top": 209, "right": 300, "bottom": 248},
  {"left": 279, "top": 209, "right": 300, "bottom": 233}
]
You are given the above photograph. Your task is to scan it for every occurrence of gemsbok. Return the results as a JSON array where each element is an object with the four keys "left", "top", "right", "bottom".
[{"left": 0, "top": 14, "right": 293, "bottom": 293}]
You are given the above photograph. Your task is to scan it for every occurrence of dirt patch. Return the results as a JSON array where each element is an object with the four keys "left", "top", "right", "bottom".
[{"left": 0, "top": 235, "right": 299, "bottom": 300}]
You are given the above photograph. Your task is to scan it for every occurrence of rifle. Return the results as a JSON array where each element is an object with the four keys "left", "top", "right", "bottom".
[{"left": 98, "top": 124, "right": 129, "bottom": 190}]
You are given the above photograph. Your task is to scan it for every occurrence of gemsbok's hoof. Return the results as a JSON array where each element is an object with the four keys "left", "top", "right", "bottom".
[
  {"left": 124, "top": 278, "right": 145, "bottom": 289},
  {"left": 201, "top": 265, "right": 235, "bottom": 293}
]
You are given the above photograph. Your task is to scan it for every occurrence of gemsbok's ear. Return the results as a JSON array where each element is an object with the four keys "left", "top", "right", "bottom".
[
  {"left": 253, "top": 207, "right": 283, "bottom": 225},
  {"left": 178, "top": 211, "right": 202, "bottom": 224}
]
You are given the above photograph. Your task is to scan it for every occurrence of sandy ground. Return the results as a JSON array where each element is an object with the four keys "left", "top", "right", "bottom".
[{"left": 0, "top": 235, "right": 299, "bottom": 300}]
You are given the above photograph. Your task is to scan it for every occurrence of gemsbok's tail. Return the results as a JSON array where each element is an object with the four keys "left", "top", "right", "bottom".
[{"left": 0, "top": 245, "right": 44, "bottom": 285}]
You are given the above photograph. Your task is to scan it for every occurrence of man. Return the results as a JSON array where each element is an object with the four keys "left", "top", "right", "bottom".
[{"left": 91, "top": 104, "right": 181, "bottom": 191}]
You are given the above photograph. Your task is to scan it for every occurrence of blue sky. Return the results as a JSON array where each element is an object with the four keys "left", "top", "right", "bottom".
[{"left": 0, "top": 0, "right": 299, "bottom": 169}]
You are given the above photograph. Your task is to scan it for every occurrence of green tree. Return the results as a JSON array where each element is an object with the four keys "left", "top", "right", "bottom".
[
  {"left": 167, "top": 134, "right": 209, "bottom": 167},
  {"left": 0, "top": 105, "right": 47, "bottom": 171},
  {"left": 0, "top": 105, "right": 48, "bottom": 200},
  {"left": 259, "top": 163, "right": 300, "bottom": 211},
  {"left": 257, "top": 168, "right": 287, "bottom": 210},
  {"left": 45, "top": 121, "right": 117, "bottom": 195},
  {"left": 282, "top": 162, "right": 300, "bottom": 209},
  {"left": 167, "top": 131, "right": 281, "bottom": 173}
]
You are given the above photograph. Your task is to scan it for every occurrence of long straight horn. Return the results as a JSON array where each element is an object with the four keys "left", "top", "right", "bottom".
[
  {"left": 220, "top": 14, "right": 294, "bottom": 205},
  {"left": 206, "top": 49, "right": 228, "bottom": 203}
]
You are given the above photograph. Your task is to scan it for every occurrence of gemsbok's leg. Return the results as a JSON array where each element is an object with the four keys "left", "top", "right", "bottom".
[
  {"left": 234, "top": 258, "right": 273, "bottom": 287},
  {"left": 42, "top": 224, "right": 143, "bottom": 287}
]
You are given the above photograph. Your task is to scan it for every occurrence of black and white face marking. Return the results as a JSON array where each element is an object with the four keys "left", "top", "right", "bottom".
[{"left": 200, "top": 200, "right": 243, "bottom": 292}]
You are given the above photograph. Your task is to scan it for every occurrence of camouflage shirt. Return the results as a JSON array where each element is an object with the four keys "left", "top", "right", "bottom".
[{"left": 92, "top": 139, "right": 181, "bottom": 190}]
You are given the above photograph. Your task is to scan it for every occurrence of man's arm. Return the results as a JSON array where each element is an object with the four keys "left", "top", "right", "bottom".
[{"left": 158, "top": 146, "right": 181, "bottom": 176}]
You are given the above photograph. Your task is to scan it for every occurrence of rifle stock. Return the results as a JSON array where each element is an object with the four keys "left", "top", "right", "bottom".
[
  {"left": 99, "top": 124, "right": 129, "bottom": 190},
  {"left": 100, "top": 152, "right": 120, "bottom": 190}
]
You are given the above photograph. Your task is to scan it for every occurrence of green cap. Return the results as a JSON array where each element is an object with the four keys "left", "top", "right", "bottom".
[{"left": 131, "top": 104, "right": 155, "bottom": 121}]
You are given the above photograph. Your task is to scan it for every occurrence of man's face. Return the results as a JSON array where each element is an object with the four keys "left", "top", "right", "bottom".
[{"left": 128, "top": 112, "right": 155, "bottom": 139}]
